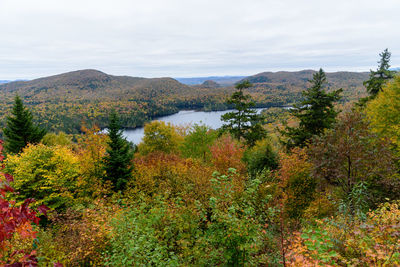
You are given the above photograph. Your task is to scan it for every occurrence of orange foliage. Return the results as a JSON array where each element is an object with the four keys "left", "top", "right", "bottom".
[
  {"left": 131, "top": 153, "right": 215, "bottom": 205},
  {"left": 209, "top": 134, "right": 246, "bottom": 175}
]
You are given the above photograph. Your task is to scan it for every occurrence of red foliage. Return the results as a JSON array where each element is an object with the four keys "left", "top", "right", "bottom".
[
  {"left": 209, "top": 135, "right": 246, "bottom": 174},
  {"left": 0, "top": 140, "right": 48, "bottom": 266}
]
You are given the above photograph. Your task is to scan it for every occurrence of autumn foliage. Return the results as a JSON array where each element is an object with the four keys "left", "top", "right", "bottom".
[{"left": 0, "top": 140, "right": 48, "bottom": 266}]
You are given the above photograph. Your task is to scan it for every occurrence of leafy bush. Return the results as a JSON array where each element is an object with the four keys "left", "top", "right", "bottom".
[
  {"left": 0, "top": 140, "right": 47, "bottom": 266},
  {"left": 37, "top": 200, "right": 118, "bottom": 266},
  {"left": 243, "top": 138, "right": 278, "bottom": 178},
  {"left": 288, "top": 201, "right": 400, "bottom": 266},
  {"left": 5, "top": 143, "right": 80, "bottom": 211}
]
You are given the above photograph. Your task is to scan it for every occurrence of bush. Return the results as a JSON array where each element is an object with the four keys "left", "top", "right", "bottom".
[{"left": 5, "top": 144, "right": 80, "bottom": 211}]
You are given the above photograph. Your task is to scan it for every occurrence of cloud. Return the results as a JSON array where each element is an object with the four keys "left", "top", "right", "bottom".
[{"left": 0, "top": 0, "right": 399, "bottom": 79}]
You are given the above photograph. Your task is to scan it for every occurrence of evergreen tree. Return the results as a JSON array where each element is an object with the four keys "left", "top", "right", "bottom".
[
  {"left": 3, "top": 95, "right": 46, "bottom": 153},
  {"left": 281, "top": 69, "right": 342, "bottom": 149},
  {"left": 221, "top": 80, "right": 266, "bottom": 146},
  {"left": 363, "top": 48, "right": 395, "bottom": 98},
  {"left": 103, "top": 110, "right": 133, "bottom": 191}
]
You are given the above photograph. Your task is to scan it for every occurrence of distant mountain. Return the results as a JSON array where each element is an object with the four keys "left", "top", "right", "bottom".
[
  {"left": 197, "top": 80, "right": 221, "bottom": 89},
  {"left": 0, "top": 79, "right": 28, "bottom": 84},
  {"left": 175, "top": 76, "right": 245, "bottom": 86}
]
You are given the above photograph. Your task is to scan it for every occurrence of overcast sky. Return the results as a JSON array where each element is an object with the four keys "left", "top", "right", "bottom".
[{"left": 0, "top": 0, "right": 399, "bottom": 79}]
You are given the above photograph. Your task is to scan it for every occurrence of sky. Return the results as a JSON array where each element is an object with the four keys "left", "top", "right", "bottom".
[{"left": 0, "top": 0, "right": 399, "bottom": 79}]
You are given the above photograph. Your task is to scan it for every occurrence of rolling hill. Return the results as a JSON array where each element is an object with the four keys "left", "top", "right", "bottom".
[
  {"left": 239, "top": 70, "right": 370, "bottom": 106},
  {"left": 0, "top": 70, "right": 229, "bottom": 133},
  {"left": 0, "top": 69, "right": 371, "bottom": 134}
]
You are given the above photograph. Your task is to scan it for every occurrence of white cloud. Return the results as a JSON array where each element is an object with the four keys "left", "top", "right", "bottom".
[{"left": 0, "top": 0, "right": 399, "bottom": 79}]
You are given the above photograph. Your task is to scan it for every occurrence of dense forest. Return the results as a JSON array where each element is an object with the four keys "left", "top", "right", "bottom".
[
  {"left": 0, "top": 69, "right": 368, "bottom": 135},
  {"left": 0, "top": 50, "right": 399, "bottom": 266}
]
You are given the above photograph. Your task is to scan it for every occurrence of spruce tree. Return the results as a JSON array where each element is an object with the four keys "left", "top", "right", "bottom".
[
  {"left": 221, "top": 80, "right": 266, "bottom": 146},
  {"left": 3, "top": 95, "right": 46, "bottom": 153},
  {"left": 281, "top": 68, "right": 342, "bottom": 149},
  {"left": 363, "top": 48, "right": 395, "bottom": 98},
  {"left": 103, "top": 110, "right": 133, "bottom": 191}
]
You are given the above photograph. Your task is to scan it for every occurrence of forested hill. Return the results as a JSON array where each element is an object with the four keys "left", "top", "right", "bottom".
[
  {"left": 0, "top": 69, "right": 195, "bottom": 100},
  {"left": 240, "top": 70, "right": 370, "bottom": 106},
  {"left": 0, "top": 69, "right": 229, "bottom": 133},
  {"left": 0, "top": 69, "right": 370, "bottom": 134}
]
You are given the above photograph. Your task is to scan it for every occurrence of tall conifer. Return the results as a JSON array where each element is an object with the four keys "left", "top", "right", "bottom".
[
  {"left": 281, "top": 69, "right": 342, "bottom": 149},
  {"left": 3, "top": 95, "right": 46, "bottom": 153},
  {"left": 103, "top": 110, "right": 133, "bottom": 191},
  {"left": 221, "top": 80, "right": 266, "bottom": 146}
]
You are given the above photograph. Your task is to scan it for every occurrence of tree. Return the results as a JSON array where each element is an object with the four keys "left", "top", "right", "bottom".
[
  {"left": 308, "top": 111, "right": 398, "bottom": 205},
  {"left": 181, "top": 123, "right": 217, "bottom": 161},
  {"left": 5, "top": 143, "right": 80, "bottom": 211},
  {"left": 139, "top": 121, "right": 182, "bottom": 155},
  {"left": 281, "top": 69, "right": 342, "bottom": 149},
  {"left": 221, "top": 80, "right": 266, "bottom": 146},
  {"left": 363, "top": 48, "right": 395, "bottom": 98},
  {"left": 3, "top": 95, "right": 46, "bottom": 153},
  {"left": 103, "top": 110, "right": 133, "bottom": 191},
  {"left": 365, "top": 75, "right": 400, "bottom": 153},
  {"left": 243, "top": 138, "right": 278, "bottom": 178}
]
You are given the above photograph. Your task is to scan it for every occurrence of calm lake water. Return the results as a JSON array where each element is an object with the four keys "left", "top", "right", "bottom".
[{"left": 123, "top": 109, "right": 265, "bottom": 144}]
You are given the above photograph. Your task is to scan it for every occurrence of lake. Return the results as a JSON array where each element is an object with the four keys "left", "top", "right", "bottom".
[{"left": 123, "top": 109, "right": 265, "bottom": 144}]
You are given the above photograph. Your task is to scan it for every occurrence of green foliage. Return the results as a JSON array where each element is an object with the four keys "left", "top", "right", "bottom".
[
  {"left": 221, "top": 81, "right": 267, "bottom": 146},
  {"left": 105, "top": 198, "right": 200, "bottom": 266},
  {"left": 3, "top": 95, "right": 46, "bottom": 153},
  {"left": 363, "top": 48, "right": 396, "bottom": 98},
  {"left": 180, "top": 123, "right": 217, "bottom": 161},
  {"left": 41, "top": 132, "right": 72, "bottom": 146},
  {"left": 103, "top": 110, "right": 133, "bottom": 191},
  {"left": 289, "top": 201, "right": 400, "bottom": 266},
  {"left": 366, "top": 75, "right": 400, "bottom": 153},
  {"left": 202, "top": 170, "right": 272, "bottom": 266},
  {"left": 140, "top": 120, "right": 182, "bottom": 155},
  {"left": 281, "top": 69, "right": 342, "bottom": 149},
  {"left": 4, "top": 144, "right": 79, "bottom": 211},
  {"left": 243, "top": 138, "right": 278, "bottom": 178}
]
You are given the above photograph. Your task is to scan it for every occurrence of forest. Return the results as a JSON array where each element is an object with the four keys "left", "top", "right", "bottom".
[
  {"left": 0, "top": 49, "right": 399, "bottom": 266},
  {"left": 0, "top": 69, "right": 368, "bottom": 135}
]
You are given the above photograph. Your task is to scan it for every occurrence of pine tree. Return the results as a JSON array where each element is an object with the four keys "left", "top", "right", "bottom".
[
  {"left": 221, "top": 80, "right": 266, "bottom": 146},
  {"left": 3, "top": 95, "right": 46, "bottom": 153},
  {"left": 103, "top": 110, "right": 133, "bottom": 191},
  {"left": 281, "top": 69, "right": 342, "bottom": 149},
  {"left": 363, "top": 48, "right": 395, "bottom": 98}
]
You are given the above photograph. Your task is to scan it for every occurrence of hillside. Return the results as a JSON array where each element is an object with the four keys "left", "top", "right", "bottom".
[
  {"left": 0, "top": 69, "right": 371, "bottom": 134},
  {"left": 0, "top": 70, "right": 228, "bottom": 133},
  {"left": 240, "top": 70, "right": 370, "bottom": 106}
]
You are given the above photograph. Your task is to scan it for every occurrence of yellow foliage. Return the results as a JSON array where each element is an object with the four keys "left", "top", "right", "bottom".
[
  {"left": 366, "top": 75, "right": 400, "bottom": 153},
  {"left": 138, "top": 121, "right": 183, "bottom": 155},
  {"left": 5, "top": 143, "right": 80, "bottom": 210}
]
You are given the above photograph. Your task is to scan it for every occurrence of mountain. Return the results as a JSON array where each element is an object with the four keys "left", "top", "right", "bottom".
[
  {"left": 240, "top": 70, "right": 370, "bottom": 106},
  {"left": 175, "top": 76, "right": 245, "bottom": 86},
  {"left": 0, "top": 69, "right": 371, "bottom": 134},
  {"left": 0, "top": 80, "right": 10, "bottom": 84},
  {"left": 0, "top": 70, "right": 228, "bottom": 133}
]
